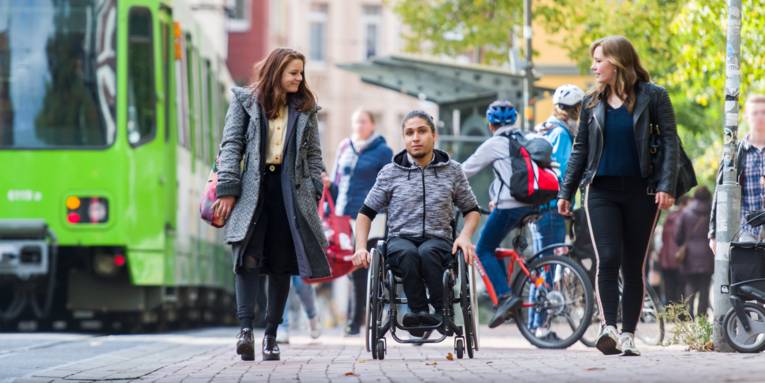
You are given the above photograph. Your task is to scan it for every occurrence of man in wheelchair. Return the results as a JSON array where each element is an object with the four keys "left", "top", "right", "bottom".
[{"left": 351, "top": 110, "right": 481, "bottom": 336}]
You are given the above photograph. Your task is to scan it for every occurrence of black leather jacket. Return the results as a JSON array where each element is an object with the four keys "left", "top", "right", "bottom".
[{"left": 558, "top": 82, "right": 679, "bottom": 201}]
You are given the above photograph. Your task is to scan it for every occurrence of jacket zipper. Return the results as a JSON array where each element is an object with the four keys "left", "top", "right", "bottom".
[{"left": 421, "top": 167, "right": 426, "bottom": 238}]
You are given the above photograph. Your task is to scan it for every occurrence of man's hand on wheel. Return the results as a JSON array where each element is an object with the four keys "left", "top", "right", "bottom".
[
  {"left": 452, "top": 234, "right": 476, "bottom": 265},
  {"left": 352, "top": 249, "right": 371, "bottom": 268}
]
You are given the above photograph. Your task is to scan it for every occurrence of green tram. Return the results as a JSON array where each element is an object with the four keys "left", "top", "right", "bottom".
[{"left": 0, "top": 0, "right": 235, "bottom": 330}]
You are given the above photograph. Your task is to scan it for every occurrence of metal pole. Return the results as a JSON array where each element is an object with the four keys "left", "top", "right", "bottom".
[
  {"left": 522, "top": 0, "right": 534, "bottom": 131},
  {"left": 712, "top": 0, "right": 742, "bottom": 353}
]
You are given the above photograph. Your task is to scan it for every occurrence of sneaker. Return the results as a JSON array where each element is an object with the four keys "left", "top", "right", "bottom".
[
  {"left": 275, "top": 328, "right": 289, "bottom": 344},
  {"left": 595, "top": 325, "right": 621, "bottom": 355},
  {"left": 620, "top": 332, "right": 641, "bottom": 356},
  {"left": 236, "top": 328, "right": 254, "bottom": 361},
  {"left": 402, "top": 311, "right": 425, "bottom": 337},
  {"left": 489, "top": 295, "right": 521, "bottom": 328},
  {"left": 309, "top": 316, "right": 322, "bottom": 339}
]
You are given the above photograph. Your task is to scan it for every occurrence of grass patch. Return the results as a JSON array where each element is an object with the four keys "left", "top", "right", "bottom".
[{"left": 660, "top": 301, "right": 714, "bottom": 351}]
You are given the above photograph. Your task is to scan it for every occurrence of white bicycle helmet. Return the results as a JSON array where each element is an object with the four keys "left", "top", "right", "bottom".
[{"left": 552, "top": 84, "right": 585, "bottom": 107}]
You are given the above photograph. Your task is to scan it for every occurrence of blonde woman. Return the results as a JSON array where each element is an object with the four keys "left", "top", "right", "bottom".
[{"left": 558, "top": 36, "right": 679, "bottom": 356}]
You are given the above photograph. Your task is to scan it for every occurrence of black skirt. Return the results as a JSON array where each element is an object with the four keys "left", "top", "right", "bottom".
[{"left": 237, "top": 164, "right": 299, "bottom": 275}]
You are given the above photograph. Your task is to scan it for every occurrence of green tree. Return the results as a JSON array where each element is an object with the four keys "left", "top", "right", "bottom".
[
  {"left": 393, "top": 0, "right": 765, "bottom": 186},
  {"left": 391, "top": 0, "right": 523, "bottom": 64}
]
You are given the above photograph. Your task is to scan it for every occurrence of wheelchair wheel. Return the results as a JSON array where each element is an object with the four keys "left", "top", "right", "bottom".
[
  {"left": 511, "top": 254, "right": 594, "bottom": 349},
  {"left": 376, "top": 339, "right": 386, "bottom": 360},
  {"left": 454, "top": 337, "right": 465, "bottom": 359},
  {"left": 723, "top": 303, "right": 765, "bottom": 353},
  {"left": 366, "top": 247, "right": 383, "bottom": 357},
  {"left": 457, "top": 251, "right": 477, "bottom": 358}
]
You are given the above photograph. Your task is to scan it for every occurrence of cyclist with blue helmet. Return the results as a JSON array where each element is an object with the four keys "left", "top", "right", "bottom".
[{"left": 461, "top": 100, "right": 537, "bottom": 328}]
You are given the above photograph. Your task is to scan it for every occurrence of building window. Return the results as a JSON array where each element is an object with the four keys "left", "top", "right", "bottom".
[
  {"left": 308, "top": 4, "right": 328, "bottom": 64},
  {"left": 362, "top": 5, "right": 381, "bottom": 59},
  {"left": 226, "top": 0, "right": 250, "bottom": 32}
]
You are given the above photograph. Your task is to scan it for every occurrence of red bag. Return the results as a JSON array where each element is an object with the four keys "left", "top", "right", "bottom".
[{"left": 303, "top": 186, "right": 356, "bottom": 284}]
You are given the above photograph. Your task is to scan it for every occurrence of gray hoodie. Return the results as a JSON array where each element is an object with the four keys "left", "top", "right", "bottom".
[{"left": 360, "top": 149, "right": 479, "bottom": 241}]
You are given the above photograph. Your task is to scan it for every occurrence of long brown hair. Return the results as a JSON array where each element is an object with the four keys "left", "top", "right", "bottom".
[
  {"left": 250, "top": 48, "right": 317, "bottom": 119},
  {"left": 586, "top": 36, "right": 650, "bottom": 112}
]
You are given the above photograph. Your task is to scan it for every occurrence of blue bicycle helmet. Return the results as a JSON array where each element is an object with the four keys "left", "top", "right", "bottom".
[{"left": 486, "top": 100, "right": 518, "bottom": 126}]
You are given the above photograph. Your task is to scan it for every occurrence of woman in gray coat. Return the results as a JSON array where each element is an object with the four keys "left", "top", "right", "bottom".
[{"left": 213, "top": 48, "right": 330, "bottom": 362}]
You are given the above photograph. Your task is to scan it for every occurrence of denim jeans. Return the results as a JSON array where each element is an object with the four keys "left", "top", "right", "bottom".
[
  {"left": 475, "top": 206, "right": 537, "bottom": 297},
  {"left": 279, "top": 276, "right": 318, "bottom": 331},
  {"left": 534, "top": 209, "right": 567, "bottom": 257}
]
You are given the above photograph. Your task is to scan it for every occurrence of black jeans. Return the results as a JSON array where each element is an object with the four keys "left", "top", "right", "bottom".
[
  {"left": 236, "top": 272, "right": 290, "bottom": 337},
  {"left": 387, "top": 236, "right": 453, "bottom": 313},
  {"left": 584, "top": 176, "right": 659, "bottom": 333}
]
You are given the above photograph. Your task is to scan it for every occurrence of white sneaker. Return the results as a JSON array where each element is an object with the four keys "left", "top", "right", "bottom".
[
  {"left": 534, "top": 327, "right": 550, "bottom": 338},
  {"left": 595, "top": 325, "right": 621, "bottom": 355},
  {"left": 275, "top": 329, "right": 290, "bottom": 344},
  {"left": 620, "top": 332, "right": 641, "bottom": 356},
  {"left": 309, "top": 316, "right": 322, "bottom": 339}
]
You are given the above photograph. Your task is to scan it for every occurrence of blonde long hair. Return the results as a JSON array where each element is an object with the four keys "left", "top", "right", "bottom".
[{"left": 586, "top": 36, "right": 650, "bottom": 113}]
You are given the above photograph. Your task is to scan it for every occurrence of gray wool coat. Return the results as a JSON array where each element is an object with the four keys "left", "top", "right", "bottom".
[{"left": 216, "top": 87, "right": 330, "bottom": 279}]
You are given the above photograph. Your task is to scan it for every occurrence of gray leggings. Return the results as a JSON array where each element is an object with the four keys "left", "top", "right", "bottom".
[{"left": 236, "top": 271, "right": 290, "bottom": 337}]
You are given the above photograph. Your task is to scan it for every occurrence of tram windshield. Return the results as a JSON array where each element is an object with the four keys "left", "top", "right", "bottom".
[{"left": 0, "top": 0, "right": 117, "bottom": 149}]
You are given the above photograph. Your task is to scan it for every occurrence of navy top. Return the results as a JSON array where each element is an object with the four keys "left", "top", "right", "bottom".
[{"left": 597, "top": 104, "right": 641, "bottom": 176}]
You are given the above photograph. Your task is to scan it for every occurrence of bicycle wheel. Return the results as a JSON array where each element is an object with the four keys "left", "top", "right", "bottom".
[
  {"left": 635, "top": 284, "right": 664, "bottom": 346},
  {"left": 511, "top": 255, "right": 594, "bottom": 349}
]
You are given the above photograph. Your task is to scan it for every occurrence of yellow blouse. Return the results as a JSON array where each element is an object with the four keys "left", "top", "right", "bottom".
[{"left": 265, "top": 105, "right": 289, "bottom": 165}]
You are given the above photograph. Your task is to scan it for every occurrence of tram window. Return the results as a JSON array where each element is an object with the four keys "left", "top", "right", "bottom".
[
  {"left": 185, "top": 35, "right": 195, "bottom": 153},
  {"left": 127, "top": 8, "right": 156, "bottom": 147}
]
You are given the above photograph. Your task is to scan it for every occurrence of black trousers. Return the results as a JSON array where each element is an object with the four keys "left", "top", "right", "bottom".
[
  {"left": 662, "top": 269, "right": 684, "bottom": 305},
  {"left": 387, "top": 236, "right": 453, "bottom": 313},
  {"left": 235, "top": 164, "right": 297, "bottom": 336},
  {"left": 584, "top": 176, "right": 659, "bottom": 333},
  {"left": 684, "top": 273, "right": 712, "bottom": 318}
]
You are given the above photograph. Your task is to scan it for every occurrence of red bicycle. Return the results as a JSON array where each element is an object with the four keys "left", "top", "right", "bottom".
[{"left": 474, "top": 211, "right": 594, "bottom": 349}]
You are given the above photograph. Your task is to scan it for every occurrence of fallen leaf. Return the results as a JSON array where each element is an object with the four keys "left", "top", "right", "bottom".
[
  {"left": 425, "top": 361, "right": 438, "bottom": 366},
  {"left": 344, "top": 372, "right": 357, "bottom": 377},
  {"left": 446, "top": 353, "right": 454, "bottom": 361},
  {"left": 585, "top": 367, "right": 605, "bottom": 372}
]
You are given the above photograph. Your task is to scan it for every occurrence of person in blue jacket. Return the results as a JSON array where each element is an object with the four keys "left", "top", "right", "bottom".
[
  {"left": 325, "top": 109, "right": 393, "bottom": 335},
  {"left": 533, "top": 84, "right": 585, "bottom": 258}
]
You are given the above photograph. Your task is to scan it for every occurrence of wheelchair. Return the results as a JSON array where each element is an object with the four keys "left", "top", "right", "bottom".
[{"left": 364, "top": 215, "right": 479, "bottom": 360}]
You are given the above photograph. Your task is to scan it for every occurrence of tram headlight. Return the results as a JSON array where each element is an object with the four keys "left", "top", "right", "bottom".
[
  {"left": 65, "top": 196, "right": 109, "bottom": 224},
  {"left": 93, "top": 253, "right": 117, "bottom": 276}
]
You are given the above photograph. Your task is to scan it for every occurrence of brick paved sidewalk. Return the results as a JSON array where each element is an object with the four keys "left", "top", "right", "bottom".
[{"left": 12, "top": 327, "right": 765, "bottom": 383}]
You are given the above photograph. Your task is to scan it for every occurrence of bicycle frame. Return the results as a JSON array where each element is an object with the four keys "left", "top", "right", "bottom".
[{"left": 475, "top": 243, "right": 573, "bottom": 306}]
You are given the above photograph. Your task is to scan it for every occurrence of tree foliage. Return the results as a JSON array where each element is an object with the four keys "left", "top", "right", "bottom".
[{"left": 393, "top": 0, "right": 765, "bottom": 185}]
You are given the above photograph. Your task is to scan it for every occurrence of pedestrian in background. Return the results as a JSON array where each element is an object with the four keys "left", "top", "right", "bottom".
[
  {"left": 215, "top": 48, "right": 330, "bottom": 362},
  {"left": 558, "top": 36, "right": 680, "bottom": 357},
  {"left": 675, "top": 187, "right": 714, "bottom": 319},
  {"left": 326, "top": 108, "right": 392, "bottom": 336},
  {"left": 657, "top": 196, "right": 689, "bottom": 305},
  {"left": 534, "top": 84, "right": 585, "bottom": 258}
]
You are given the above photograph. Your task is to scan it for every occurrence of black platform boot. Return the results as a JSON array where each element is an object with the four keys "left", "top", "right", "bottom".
[
  {"left": 262, "top": 335, "right": 280, "bottom": 361},
  {"left": 236, "top": 328, "right": 254, "bottom": 361}
]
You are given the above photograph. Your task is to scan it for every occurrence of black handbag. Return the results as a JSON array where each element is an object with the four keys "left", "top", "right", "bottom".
[{"left": 647, "top": 95, "right": 698, "bottom": 198}]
